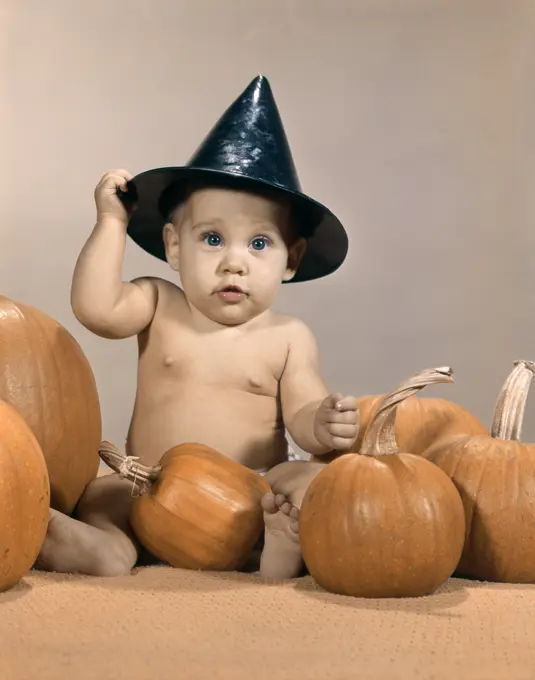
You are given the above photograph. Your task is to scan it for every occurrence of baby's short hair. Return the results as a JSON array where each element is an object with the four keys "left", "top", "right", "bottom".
[{"left": 158, "top": 178, "right": 320, "bottom": 241}]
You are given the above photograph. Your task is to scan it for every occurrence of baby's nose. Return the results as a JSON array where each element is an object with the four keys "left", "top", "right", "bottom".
[
  {"left": 225, "top": 261, "right": 245, "bottom": 274},
  {"left": 221, "top": 251, "right": 247, "bottom": 274}
]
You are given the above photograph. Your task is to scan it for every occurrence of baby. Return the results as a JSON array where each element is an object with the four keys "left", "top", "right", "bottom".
[{"left": 36, "top": 76, "right": 359, "bottom": 580}]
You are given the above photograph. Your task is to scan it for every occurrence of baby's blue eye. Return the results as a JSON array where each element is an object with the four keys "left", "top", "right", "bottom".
[
  {"left": 251, "top": 237, "right": 269, "bottom": 251},
  {"left": 204, "top": 233, "right": 222, "bottom": 247}
]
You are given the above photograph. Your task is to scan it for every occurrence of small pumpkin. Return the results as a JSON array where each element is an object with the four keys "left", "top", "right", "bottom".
[
  {"left": 299, "top": 367, "right": 465, "bottom": 598},
  {"left": 99, "top": 441, "right": 271, "bottom": 571},
  {"left": 0, "top": 295, "right": 102, "bottom": 515},
  {"left": 424, "top": 360, "right": 535, "bottom": 583},
  {"left": 0, "top": 400, "right": 50, "bottom": 592}
]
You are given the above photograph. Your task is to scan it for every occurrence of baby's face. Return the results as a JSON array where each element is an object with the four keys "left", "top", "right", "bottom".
[{"left": 166, "top": 187, "right": 304, "bottom": 326}]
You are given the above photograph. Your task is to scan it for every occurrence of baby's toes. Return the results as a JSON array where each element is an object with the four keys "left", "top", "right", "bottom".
[
  {"left": 274, "top": 494, "right": 294, "bottom": 516},
  {"left": 261, "top": 492, "right": 277, "bottom": 513},
  {"left": 280, "top": 501, "right": 293, "bottom": 516},
  {"left": 274, "top": 493, "right": 287, "bottom": 508},
  {"left": 289, "top": 506, "right": 300, "bottom": 521}
]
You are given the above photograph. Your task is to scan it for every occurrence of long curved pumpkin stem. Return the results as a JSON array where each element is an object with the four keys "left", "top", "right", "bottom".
[
  {"left": 98, "top": 441, "right": 162, "bottom": 495},
  {"left": 491, "top": 360, "right": 535, "bottom": 441},
  {"left": 360, "top": 367, "right": 454, "bottom": 456}
]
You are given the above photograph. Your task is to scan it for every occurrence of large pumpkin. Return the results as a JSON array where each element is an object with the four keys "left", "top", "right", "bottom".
[
  {"left": 311, "top": 390, "right": 487, "bottom": 465},
  {"left": 424, "top": 360, "right": 535, "bottom": 583},
  {"left": 300, "top": 367, "right": 465, "bottom": 598},
  {"left": 352, "top": 393, "right": 488, "bottom": 457},
  {"left": 0, "top": 295, "right": 102, "bottom": 514},
  {"left": 0, "top": 400, "right": 50, "bottom": 592},
  {"left": 99, "top": 441, "right": 270, "bottom": 570}
]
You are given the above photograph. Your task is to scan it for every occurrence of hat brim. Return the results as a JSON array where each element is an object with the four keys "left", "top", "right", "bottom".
[{"left": 126, "top": 167, "right": 348, "bottom": 283}]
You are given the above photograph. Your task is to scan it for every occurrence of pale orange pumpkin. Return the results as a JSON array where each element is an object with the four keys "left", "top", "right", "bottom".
[
  {"left": 0, "top": 400, "right": 50, "bottom": 592},
  {"left": 352, "top": 392, "right": 488, "bottom": 457},
  {"left": 0, "top": 295, "right": 102, "bottom": 515},
  {"left": 300, "top": 367, "right": 465, "bottom": 598},
  {"left": 99, "top": 441, "right": 271, "bottom": 570},
  {"left": 311, "top": 388, "right": 488, "bottom": 465},
  {"left": 424, "top": 360, "right": 535, "bottom": 583}
]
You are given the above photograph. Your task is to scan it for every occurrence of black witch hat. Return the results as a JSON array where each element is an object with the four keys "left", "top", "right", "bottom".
[{"left": 120, "top": 75, "right": 348, "bottom": 283}]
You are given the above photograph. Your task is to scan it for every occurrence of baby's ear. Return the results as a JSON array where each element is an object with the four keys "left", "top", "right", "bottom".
[
  {"left": 283, "top": 237, "right": 307, "bottom": 282},
  {"left": 163, "top": 222, "right": 180, "bottom": 271}
]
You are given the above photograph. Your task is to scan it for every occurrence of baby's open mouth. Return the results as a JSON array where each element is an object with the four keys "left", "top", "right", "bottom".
[
  {"left": 221, "top": 285, "right": 244, "bottom": 293},
  {"left": 216, "top": 285, "right": 248, "bottom": 302}
]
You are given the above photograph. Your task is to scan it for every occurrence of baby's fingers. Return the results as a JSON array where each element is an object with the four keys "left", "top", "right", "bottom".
[
  {"left": 329, "top": 409, "right": 359, "bottom": 425},
  {"left": 327, "top": 423, "right": 358, "bottom": 439},
  {"left": 335, "top": 395, "right": 359, "bottom": 412},
  {"left": 322, "top": 393, "right": 344, "bottom": 411},
  {"left": 97, "top": 169, "right": 133, "bottom": 193},
  {"left": 102, "top": 168, "right": 133, "bottom": 183}
]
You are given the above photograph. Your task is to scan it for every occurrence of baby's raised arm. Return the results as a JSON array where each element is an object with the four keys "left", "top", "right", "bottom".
[
  {"left": 280, "top": 320, "right": 359, "bottom": 456},
  {"left": 71, "top": 170, "right": 158, "bottom": 339}
]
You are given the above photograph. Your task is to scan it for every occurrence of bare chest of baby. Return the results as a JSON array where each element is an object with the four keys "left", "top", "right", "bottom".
[{"left": 125, "top": 317, "right": 290, "bottom": 472}]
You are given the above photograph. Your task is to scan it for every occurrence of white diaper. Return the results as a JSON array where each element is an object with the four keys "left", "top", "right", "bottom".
[{"left": 287, "top": 440, "right": 303, "bottom": 462}]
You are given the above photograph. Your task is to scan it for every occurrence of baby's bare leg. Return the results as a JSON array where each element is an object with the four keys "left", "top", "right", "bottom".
[
  {"left": 35, "top": 473, "right": 140, "bottom": 577},
  {"left": 260, "top": 460, "right": 325, "bottom": 580}
]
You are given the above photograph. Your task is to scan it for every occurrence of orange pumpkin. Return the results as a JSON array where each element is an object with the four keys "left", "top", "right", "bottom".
[
  {"left": 0, "top": 295, "right": 101, "bottom": 515},
  {"left": 300, "top": 367, "right": 465, "bottom": 598},
  {"left": 0, "top": 400, "right": 50, "bottom": 592},
  {"left": 99, "top": 441, "right": 270, "bottom": 570},
  {"left": 424, "top": 360, "right": 535, "bottom": 583},
  {"left": 352, "top": 392, "right": 488, "bottom": 457}
]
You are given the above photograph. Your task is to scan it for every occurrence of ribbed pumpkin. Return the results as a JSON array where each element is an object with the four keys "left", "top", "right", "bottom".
[
  {"left": 300, "top": 367, "right": 465, "bottom": 598},
  {"left": 424, "top": 360, "right": 535, "bottom": 583},
  {"left": 351, "top": 392, "right": 488, "bottom": 457},
  {"left": 0, "top": 295, "right": 101, "bottom": 515},
  {"left": 99, "top": 441, "right": 270, "bottom": 570},
  {"left": 0, "top": 400, "right": 50, "bottom": 592}
]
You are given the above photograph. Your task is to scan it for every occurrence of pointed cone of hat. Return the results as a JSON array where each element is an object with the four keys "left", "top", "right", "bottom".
[
  {"left": 185, "top": 75, "right": 302, "bottom": 194},
  {"left": 125, "top": 75, "right": 348, "bottom": 282}
]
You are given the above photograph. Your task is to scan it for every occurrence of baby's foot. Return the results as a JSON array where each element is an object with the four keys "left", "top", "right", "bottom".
[
  {"left": 34, "top": 508, "right": 135, "bottom": 577},
  {"left": 259, "top": 492, "right": 303, "bottom": 580}
]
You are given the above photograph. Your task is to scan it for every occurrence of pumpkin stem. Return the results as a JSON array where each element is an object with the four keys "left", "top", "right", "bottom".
[
  {"left": 359, "top": 367, "right": 455, "bottom": 456},
  {"left": 490, "top": 360, "right": 535, "bottom": 441},
  {"left": 98, "top": 441, "right": 162, "bottom": 495}
]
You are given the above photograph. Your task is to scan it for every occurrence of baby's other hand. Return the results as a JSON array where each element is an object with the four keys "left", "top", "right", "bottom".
[
  {"left": 314, "top": 393, "right": 360, "bottom": 452},
  {"left": 94, "top": 169, "right": 135, "bottom": 224}
]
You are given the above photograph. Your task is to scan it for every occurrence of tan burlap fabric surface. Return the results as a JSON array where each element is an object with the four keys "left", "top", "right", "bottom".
[{"left": 1, "top": 565, "right": 535, "bottom": 680}]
